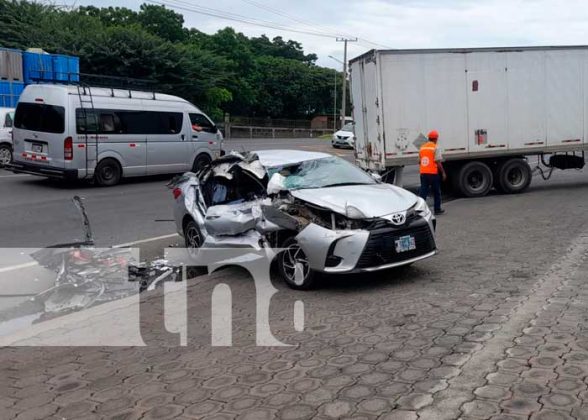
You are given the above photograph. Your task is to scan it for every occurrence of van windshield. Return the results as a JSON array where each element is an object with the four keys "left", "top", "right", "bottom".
[{"left": 14, "top": 103, "right": 65, "bottom": 134}]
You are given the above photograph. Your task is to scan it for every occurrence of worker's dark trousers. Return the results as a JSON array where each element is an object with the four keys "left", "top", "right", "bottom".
[{"left": 419, "top": 174, "right": 442, "bottom": 212}]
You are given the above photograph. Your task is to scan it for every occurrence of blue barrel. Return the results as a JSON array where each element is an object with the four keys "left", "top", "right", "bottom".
[
  {"left": 68, "top": 56, "right": 80, "bottom": 82},
  {"left": 0, "top": 80, "right": 9, "bottom": 107},
  {"left": 52, "top": 54, "right": 69, "bottom": 82},
  {"left": 10, "top": 81, "right": 24, "bottom": 107},
  {"left": 0, "top": 80, "right": 23, "bottom": 107},
  {"left": 23, "top": 52, "right": 53, "bottom": 83}
]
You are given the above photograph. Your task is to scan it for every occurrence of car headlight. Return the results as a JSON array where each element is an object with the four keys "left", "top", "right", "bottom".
[
  {"left": 414, "top": 197, "right": 432, "bottom": 218},
  {"left": 345, "top": 205, "right": 367, "bottom": 219}
]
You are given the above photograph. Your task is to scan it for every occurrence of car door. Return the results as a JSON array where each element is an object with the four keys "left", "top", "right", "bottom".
[
  {"left": 189, "top": 112, "right": 220, "bottom": 157},
  {"left": 146, "top": 111, "right": 190, "bottom": 175}
]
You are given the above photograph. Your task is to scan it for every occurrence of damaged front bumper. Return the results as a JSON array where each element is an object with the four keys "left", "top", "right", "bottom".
[{"left": 296, "top": 216, "right": 437, "bottom": 274}]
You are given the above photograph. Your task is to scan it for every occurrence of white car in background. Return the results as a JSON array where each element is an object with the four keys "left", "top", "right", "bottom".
[
  {"left": 0, "top": 107, "right": 15, "bottom": 167},
  {"left": 332, "top": 122, "right": 355, "bottom": 149}
]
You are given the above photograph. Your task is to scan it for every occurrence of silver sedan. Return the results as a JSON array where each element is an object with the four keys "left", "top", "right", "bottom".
[{"left": 171, "top": 150, "right": 437, "bottom": 289}]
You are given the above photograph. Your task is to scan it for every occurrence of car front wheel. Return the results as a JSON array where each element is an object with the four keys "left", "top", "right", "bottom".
[
  {"left": 279, "top": 238, "right": 316, "bottom": 290},
  {"left": 0, "top": 144, "right": 12, "bottom": 167}
]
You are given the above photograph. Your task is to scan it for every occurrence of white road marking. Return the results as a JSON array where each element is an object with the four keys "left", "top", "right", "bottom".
[
  {"left": 113, "top": 233, "right": 179, "bottom": 249},
  {"left": 0, "top": 233, "right": 180, "bottom": 274},
  {"left": 0, "top": 261, "right": 38, "bottom": 273},
  {"left": 0, "top": 174, "right": 32, "bottom": 178}
]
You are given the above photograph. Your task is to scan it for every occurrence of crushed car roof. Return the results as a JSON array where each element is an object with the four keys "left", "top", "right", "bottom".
[{"left": 253, "top": 150, "right": 332, "bottom": 168}]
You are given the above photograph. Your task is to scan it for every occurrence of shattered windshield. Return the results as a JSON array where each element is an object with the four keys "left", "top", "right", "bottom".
[{"left": 269, "top": 156, "right": 376, "bottom": 190}]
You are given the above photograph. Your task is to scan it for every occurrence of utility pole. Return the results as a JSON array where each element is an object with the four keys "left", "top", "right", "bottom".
[
  {"left": 336, "top": 37, "right": 357, "bottom": 129},
  {"left": 328, "top": 55, "right": 341, "bottom": 131}
]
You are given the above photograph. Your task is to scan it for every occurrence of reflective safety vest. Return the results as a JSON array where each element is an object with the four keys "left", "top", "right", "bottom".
[{"left": 419, "top": 141, "right": 438, "bottom": 175}]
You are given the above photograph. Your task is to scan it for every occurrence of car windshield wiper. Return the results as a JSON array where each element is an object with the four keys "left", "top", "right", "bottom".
[{"left": 320, "top": 182, "right": 371, "bottom": 188}]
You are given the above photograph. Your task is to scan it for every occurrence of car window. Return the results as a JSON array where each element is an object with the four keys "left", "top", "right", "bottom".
[
  {"left": 4, "top": 112, "right": 14, "bottom": 128},
  {"left": 268, "top": 156, "right": 376, "bottom": 190},
  {"left": 189, "top": 113, "right": 216, "bottom": 134},
  {"left": 342, "top": 123, "right": 355, "bottom": 132},
  {"left": 14, "top": 103, "right": 65, "bottom": 133}
]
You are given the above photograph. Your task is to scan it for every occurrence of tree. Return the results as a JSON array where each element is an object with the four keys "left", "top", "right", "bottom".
[{"left": 0, "top": 0, "right": 340, "bottom": 120}]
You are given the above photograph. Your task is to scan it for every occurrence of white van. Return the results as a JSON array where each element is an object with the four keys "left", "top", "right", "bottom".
[
  {"left": 10, "top": 84, "right": 223, "bottom": 185},
  {"left": 0, "top": 107, "right": 15, "bottom": 167}
]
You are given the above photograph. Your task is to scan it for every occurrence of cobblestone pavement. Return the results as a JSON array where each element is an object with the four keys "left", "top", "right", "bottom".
[{"left": 2, "top": 173, "right": 588, "bottom": 419}]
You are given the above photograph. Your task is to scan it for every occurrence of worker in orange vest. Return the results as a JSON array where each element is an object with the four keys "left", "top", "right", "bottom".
[{"left": 419, "top": 130, "right": 447, "bottom": 215}]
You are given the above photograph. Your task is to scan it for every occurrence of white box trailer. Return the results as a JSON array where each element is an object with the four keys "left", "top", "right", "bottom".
[{"left": 349, "top": 46, "right": 588, "bottom": 197}]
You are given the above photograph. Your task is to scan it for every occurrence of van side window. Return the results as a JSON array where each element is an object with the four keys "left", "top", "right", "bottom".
[
  {"left": 99, "top": 113, "right": 120, "bottom": 133},
  {"left": 76, "top": 109, "right": 99, "bottom": 134},
  {"left": 76, "top": 109, "right": 183, "bottom": 135},
  {"left": 162, "top": 112, "right": 183, "bottom": 134},
  {"left": 190, "top": 113, "right": 216, "bottom": 134}
]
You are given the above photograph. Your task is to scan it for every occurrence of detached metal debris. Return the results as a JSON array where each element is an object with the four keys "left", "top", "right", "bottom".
[{"left": 30, "top": 196, "right": 181, "bottom": 319}]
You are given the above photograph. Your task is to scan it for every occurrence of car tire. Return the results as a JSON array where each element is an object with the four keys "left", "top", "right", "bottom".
[
  {"left": 278, "top": 237, "right": 316, "bottom": 290},
  {"left": 0, "top": 144, "right": 12, "bottom": 167},
  {"left": 94, "top": 158, "right": 122, "bottom": 187},
  {"left": 184, "top": 219, "right": 203, "bottom": 249},
  {"left": 192, "top": 154, "right": 212, "bottom": 173},
  {"left": 456, "top": 161, "right": 493, "bottom": 198},
  {"left": 497, "top": 158, "right": 532, "bottom": 194}
]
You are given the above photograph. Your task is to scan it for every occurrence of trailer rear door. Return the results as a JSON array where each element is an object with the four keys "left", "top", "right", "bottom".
[{"left": 352, "top": 55, "right": 384, "bottom": 171}]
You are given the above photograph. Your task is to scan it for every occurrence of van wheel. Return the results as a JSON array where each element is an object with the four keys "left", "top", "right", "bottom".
[
  {"left": 498, "top": 159, "right": 532, "bottom": 194},
  {"left": 192, "top": 154, "right": 212, "bottom": 173},
  {"left": 94, "top": 158, "right": 122, "bottom": 187},
  {"left": 278, "top": 237, "right": 316, "bottom": 290},
  {"left": 0, "top": 144, "right": 11, "bottom": 167},
  {"left": 456, "top": 161, "right": 493, "bottom": 197}
]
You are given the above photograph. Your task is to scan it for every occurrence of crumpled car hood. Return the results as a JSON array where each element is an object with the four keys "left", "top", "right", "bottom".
[{"left": 290, "top": 184, "right": 418, "bottom": 218}]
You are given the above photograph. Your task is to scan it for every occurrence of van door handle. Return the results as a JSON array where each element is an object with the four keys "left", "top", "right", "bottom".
[
  {"left": 181, "top": 134, "right": 185, "bottom": 141},
  {"left": 192, "top": 134, "right": 199, "bottom": 139}
]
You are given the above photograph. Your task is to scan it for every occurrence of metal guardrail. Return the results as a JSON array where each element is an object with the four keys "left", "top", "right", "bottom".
[{"left": 225, "top": 125, "right": 333, "bottom": 139}]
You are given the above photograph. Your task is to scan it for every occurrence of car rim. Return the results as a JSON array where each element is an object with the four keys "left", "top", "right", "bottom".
[
  {"left": 507, "top": 167, "right": 525, "bottom": 188},
  {"left": 282, "top": 244, "right": 310, "bottom": 286},
  {"left": 186, "top": 225, "right": 201, "bottom": 249},
  {"left": 0, "top": 148, "right": 10, "bottom": 165}
]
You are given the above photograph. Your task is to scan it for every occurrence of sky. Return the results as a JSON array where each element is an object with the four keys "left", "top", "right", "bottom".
[{"left": 69, "top": 0, "right": 588, "bottom": 69}]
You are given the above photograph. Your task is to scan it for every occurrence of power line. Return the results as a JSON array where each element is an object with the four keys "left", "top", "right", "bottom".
[
  {"left": 238, "top": 0, "right": 345, "bottom": 38},
  {"left": 149, "top": 0, "right": 341, "bottom": 39},
  {"left": 238, "top": 0, "right": 393, "bottom": 50}
]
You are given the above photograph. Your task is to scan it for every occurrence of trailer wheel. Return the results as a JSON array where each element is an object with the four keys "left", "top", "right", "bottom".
[
  {"left": 497, "top": 159, "right": 532, "bottom": 194},
  {"left": 456, "top": 161, "right": 493, "bottom": 197}
]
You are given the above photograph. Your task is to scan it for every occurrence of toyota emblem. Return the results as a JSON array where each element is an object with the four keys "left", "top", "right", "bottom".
[{"left": 390, "top": 212, "right": 406, "bottom": 226}]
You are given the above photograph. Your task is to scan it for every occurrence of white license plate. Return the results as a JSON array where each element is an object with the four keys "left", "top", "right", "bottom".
[
  {"left": 395, "top": 235, "right": 416, "bottom": 253},
  {"left": 32, "top": 144, "right": 43, "bottom": 153}
]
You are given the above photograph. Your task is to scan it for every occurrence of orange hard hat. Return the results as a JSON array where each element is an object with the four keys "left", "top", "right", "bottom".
[{"left": 428, "top": 130, "right": 439, "bottom": 140}]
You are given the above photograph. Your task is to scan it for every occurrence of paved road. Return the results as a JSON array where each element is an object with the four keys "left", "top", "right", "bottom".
[{"left": 2, "top": 169, "right": 588, "bottom": 419}]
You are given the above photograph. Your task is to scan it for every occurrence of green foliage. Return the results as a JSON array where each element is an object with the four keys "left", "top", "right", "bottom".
[{"left": 0, "top": 0, "right": 342, "bottom": 121}]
